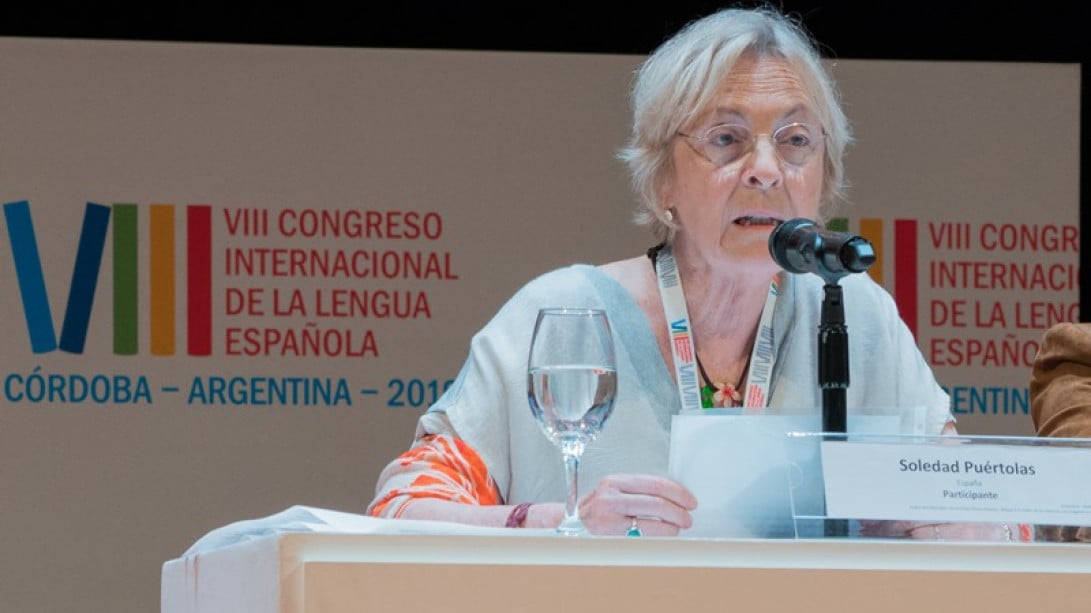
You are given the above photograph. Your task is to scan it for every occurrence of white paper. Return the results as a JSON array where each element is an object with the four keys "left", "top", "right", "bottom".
[
  {"left": 669, "top": 412, "right": 898, "bottom": 539},
  {"left": 181, "top": 504, "right": 555, "bottom": 556}
]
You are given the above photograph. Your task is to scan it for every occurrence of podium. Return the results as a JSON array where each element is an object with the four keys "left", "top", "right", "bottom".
[
  {"left": 161, "top": 521, "right": 1091, "bottom": 613},
  {"left": 164, "top": 429, "right": 1091, "bottom": 613}
]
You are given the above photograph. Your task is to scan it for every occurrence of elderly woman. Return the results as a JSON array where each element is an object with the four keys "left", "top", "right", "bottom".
[{"left": 367, "top": 6, "right": 954, "bottom": 536}]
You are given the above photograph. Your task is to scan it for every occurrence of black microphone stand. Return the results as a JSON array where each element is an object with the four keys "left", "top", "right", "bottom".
[
  {"left": 768, "top": 219, "right": 876, "bottom": 539},
  {"left": 819, "top": 283, "right": 848, "bottom": 434},
  {"left": 818, "top": 280, "right": 849, "bottom": 538}
]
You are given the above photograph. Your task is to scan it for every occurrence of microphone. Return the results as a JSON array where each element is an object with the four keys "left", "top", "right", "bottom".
[{"left": 768, "top": 218, "right": 876, "bottom": 282}]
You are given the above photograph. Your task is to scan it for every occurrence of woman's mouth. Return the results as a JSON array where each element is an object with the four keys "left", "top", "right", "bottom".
[{"left": 733, "top": 215, "right": 783, "bottom": 227}]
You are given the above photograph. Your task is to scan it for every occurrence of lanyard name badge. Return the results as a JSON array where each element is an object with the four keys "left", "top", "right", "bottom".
[{"left": 654, "top": 244, "right": 777, "bottom": 414}]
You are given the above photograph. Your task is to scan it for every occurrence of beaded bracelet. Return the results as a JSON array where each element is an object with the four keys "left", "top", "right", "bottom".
[{"left": 505, "top": 502, "right": 533, "bottom": 528}]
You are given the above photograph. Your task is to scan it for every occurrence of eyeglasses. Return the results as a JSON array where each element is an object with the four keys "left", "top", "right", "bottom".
[{"left": 677, "top": 122, "right": 824, "bottom": 167}]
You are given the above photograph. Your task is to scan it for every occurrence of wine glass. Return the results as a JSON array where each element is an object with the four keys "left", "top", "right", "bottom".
[{"left": 527, "top": 307, "right": 617, "bottom": 536}]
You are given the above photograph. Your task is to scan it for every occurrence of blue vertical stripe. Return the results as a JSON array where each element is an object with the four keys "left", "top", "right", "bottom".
[
  {"left": 59, "top": 203, "right": 111, "bottom": 353},
  {"left": 3, "top": 201, "right": 57, "bottom": 353}
]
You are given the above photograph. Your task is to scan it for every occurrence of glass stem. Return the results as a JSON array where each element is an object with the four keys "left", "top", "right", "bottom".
[
  {"left": 557, "top": 438, "right": 587, "bottom": 536},
  {"left": 563, "top": 450, "right": 580, "bottom": 521}
]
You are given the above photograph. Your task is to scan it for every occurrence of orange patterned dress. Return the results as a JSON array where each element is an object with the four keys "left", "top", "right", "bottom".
[{"left": 367, "top": 434, "right": 500, "bottom": 518}]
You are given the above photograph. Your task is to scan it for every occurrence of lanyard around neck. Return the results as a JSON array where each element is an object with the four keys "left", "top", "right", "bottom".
[{"left": 653, "top": 243, "right": 778, "bottom": 413}]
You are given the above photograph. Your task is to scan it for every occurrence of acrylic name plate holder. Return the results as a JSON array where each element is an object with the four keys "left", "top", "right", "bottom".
[
  {"left": 668, "top": 409, "right": 1091, "bottom": 541},
  {"left": 788, "top": 431, "right": 1091, "bottom": 540}
]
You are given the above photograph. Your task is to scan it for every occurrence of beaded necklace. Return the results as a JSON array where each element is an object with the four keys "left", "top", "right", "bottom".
[{"left": 696, "top": 355, "right": 743, "bottom": 408}]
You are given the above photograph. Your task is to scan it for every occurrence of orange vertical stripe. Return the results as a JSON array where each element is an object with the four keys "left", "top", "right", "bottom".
[
  {"left": 150, "top": 205, "right": 176, "bottom": 355},
  {"left": 860, "top": 218, "right": 884, "bottom": 286}
]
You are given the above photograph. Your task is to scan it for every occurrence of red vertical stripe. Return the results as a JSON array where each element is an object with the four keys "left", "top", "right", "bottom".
[
  {"left": 187, "top": 205, "right": 213, "bottom": 356},
  {"left": 893, "top": 219, "right": 918, "bottom": 339}
]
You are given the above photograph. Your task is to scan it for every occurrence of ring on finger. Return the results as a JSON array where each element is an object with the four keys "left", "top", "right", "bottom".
[{"left": 626, "top": 516, "right": 643, "bottom": 537}]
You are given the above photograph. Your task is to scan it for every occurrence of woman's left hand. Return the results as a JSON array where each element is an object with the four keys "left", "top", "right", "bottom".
[{"left": 576, "top": 473, "right": 698, "bottom": 537}]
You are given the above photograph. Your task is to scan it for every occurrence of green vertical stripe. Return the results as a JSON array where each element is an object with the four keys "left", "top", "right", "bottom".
[
  {"left": 826, "top": 217, "right": 848, "bottom": 231},
  {"left": 113, "top": 204, "right": 138, "bottom": 354}
]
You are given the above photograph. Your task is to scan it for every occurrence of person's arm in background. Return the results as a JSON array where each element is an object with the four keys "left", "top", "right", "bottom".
[
  {"left": 1031, "top": 322, "right": 1091, "bottom": 438},
  {"left": 1029, "top": 322, "right": 1091, "bottom": 541}
]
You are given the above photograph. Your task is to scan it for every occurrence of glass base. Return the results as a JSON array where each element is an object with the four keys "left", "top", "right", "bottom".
[{"left": 555, "top": 516, "right": 589, "bottom": 536}]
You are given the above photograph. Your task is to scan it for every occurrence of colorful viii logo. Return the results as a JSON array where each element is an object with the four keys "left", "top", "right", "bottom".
[
  {"left": 829, "top": 216, "right": 918, "bottom": 339},
  {"left": 3, "top": 201, "right": 212, "bottom": 356}
]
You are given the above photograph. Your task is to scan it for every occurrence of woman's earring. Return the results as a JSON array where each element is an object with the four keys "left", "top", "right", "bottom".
[{"left": 664, "top": 208, "right": 675, "bottom": 223}]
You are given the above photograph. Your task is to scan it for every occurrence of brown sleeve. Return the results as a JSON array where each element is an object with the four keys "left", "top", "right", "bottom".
[{"left": 1030, "top": 322, "right": 1091, "bottom": 437}]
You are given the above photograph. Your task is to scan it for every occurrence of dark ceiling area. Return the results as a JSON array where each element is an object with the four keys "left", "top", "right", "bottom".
[{"left": 0, "top": 2, "right": 1086, "bottom": 63}]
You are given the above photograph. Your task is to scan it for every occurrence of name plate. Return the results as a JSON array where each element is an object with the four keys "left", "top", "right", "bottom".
[{"left": 820, "top": 440, "right": 1091, "bottom": 525}]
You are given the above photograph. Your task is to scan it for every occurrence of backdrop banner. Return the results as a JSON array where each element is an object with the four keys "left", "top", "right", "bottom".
[{"left": 0, "top": 37, "right": 1078, "bottom": 613}]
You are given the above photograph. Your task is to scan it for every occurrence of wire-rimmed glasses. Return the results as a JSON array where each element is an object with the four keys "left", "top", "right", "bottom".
[{"left": 677, "top": 122, "right": 824, "bottom": 167}]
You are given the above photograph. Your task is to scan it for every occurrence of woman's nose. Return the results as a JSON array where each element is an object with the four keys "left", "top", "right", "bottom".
[{"left": 742, "top": 139, "right": 783, "bottom": 191}]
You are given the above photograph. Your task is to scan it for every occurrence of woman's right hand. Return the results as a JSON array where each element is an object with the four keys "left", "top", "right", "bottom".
[{"left": 571, "top": 473, "right": 698, "bottom": 536}]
